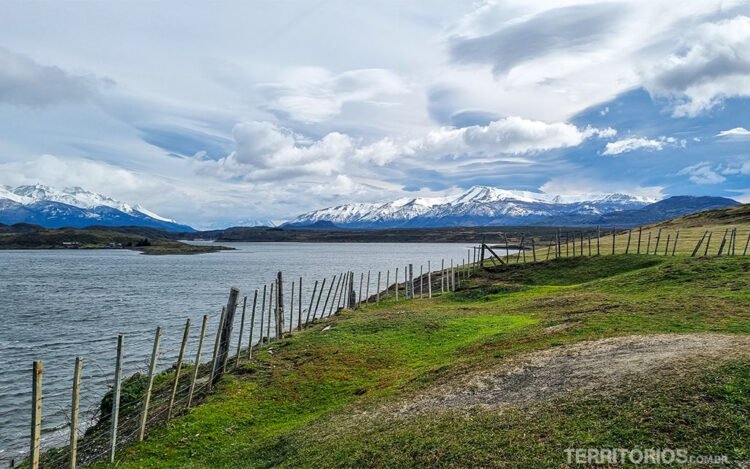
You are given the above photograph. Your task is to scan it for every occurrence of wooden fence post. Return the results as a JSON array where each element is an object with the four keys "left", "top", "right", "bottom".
[
  {"left": 531, "top": 238, "right": 536, "bottom": 263},
  {"left": 612, "top": 228, "right": 616, "bottom": 255},
  {"left": 637, "top": 227, "right": 642, "bottom": 254},
  {"left": 717, "top": 229, "right": 729, "bottom": 256},
  {"left": 298, "top": 277, "right": 303, "bottom": 330},
  {"left": 480, "top": 238, "right": 486, "bottom": 267},
  {"left": 744, "top": 231, "right": 750, "bottom": 256},
  {"left": 395, "top": 268, "right": 399, "bottom": 300},
  {"left": 69, "top": 356, "right": 82, "bottom": 469},
  {"left": 289, "top": 281, "right": 295, "bottom": 333},
  {"left": 664, "top": 234, "right": 671, "bottom": 256},
  {"left": 653, "top": 228, "right": 662, "bottom": 255},
  {"left": 169, "top": 319, "right": 191, "bottom": 420},
  {"left": 210, "top": 307, "right": 226, "bottom": 388},
  {"left": 187, "top": 315, "right": 207, "bottom": 408},
  {"left": 572, "top": 233, "right": 577, "bottom": 256},
  {"left": 302, "top": 280, "right": 315, "bottom": 324},
  {"left": 258, "top": 286, "right": 267, "bottom": 342},
  {"left": 321, "top": 275, "right": 337, "bottom": 318},
  {"left": 218, "top": 287, "right": 240, "bottom": 372},
  {"left": 235, "top": 297, "right": 247, "bottom": 366},
  {"left": 420, "top": 265, "right": 424, "bottom": 298},
  {"left": 376, "top": 272, "right": 381, "bottom": 303},
  {"left": 704, "top": 231, "right": 713, "bottom": 256},
  {"left": 30, "top": 360, "right": 43, "bottom": 469},
  {"left": 691, "top": 231, "right": 707, "bottom": 257},
  {"left": 646, "top": 232, "right": 652, "bottom": 254},
  {"left": 267, "top": 283, "right": 274, "bottom": 340},
  {"left": 672, "top": 231, "right": 679, "bottom": 256},
  {"left": 428, "top": 260, "right": 432, "bottom": 298},
  {"left": 625, "top": 230, "right": 632, "bottom": 254},
  {"left": 365, "top": 271, "right": 371, "bottom": 304},
  {"left": 109, "top": 335, "right": 123, "bottom": 463},
  {"left": 247, "top": 290, "right": 258, "bottom": 356},
  {"left": 276, "top": 272, "right": 284, "bottom": 338},
  {"left": 358, "top": 272, "right": 364, "bottom": 307},
  {"left": 313, "top": 278, "right": 326, "bottom": 320},
  {"left": 139, "top": 326, "right": 161, "bottom": 441},
  {"left": 595, "top": 227, "right": 599, "bottom": 256},
  {"left": 440, "top": 261, "right": 444, "bottom": 293}
]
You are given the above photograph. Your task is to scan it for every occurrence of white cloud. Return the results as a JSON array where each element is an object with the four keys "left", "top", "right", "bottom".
[
  {"left": 259, "top": 67, "right": 409, "bottom": 123},
  {"left": 601, "top": 135, "right": 686, "bottom": 156},
  {"left": 717, "top": 127, "right": 750, "bottom": 138},
  {"left": 642, "top": 15, "right": 750, "bottom": 117},
  {"left": 602, "top": 137, "right": 664, "bottom": 156},
  {"left": 540, "top": 176, "right": 665, "bottom": 200},
  {"left": 212, "top": 121, "right": 354, "bottom": 180},
  {"left": 678, "top": 162, "right": 726, "bottom": 185},
  {"left": 357, "top": 117, "right": 614, "bottom": 165}
]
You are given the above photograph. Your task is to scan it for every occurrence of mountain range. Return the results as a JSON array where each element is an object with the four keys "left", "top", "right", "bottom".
[
  {"left": 0, "top": 185, "right": 194, "bottom": 232},
  {"left": 286, "top": 186, "right": 740, "bottom": 228}
]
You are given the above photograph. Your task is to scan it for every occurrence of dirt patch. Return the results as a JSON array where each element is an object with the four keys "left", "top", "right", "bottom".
[{"left": 399, "top": 334, "right": 750, "bottom": 415}]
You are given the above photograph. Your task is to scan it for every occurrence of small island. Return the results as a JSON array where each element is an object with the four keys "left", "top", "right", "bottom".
[{"left": 0, "top": 224, "right": 231, "bottom": 255}]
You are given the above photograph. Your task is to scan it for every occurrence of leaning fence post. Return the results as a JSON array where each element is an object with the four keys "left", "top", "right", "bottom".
[
  {"left": 169, "top": 319, "right": 191, "bottom": 420},
  {"left": 30, "top": 360, "right": 43, "bottom": 469},
  {"left": 109, "top": 335, "right": 124, "bottom": 463},
  {"left": 219, "top": 287, "right": 240, "bottom": 371},
  {"left": 637, "top": 227, "right": 642, "bottom": 254},
  {"left": 305, "top": 280, "right": 318, "bottom": 324},
  {"left": 625, "top": 229, "right": 632, "bottom": 254},
  {"left": 247, "top": 290, "right": 258, "bottom": 356},
  {"left": 312, "top": 278, "right": 326, "bottom": 320},
  {"left": 531, "top": 238, "right": 537, "bottom": 263},
  {"left": 653, "top": 228, "right": 662, "bottom": 255},
  {"left": 704, "top": 231, "right": 713, "bottom": 256},
  {"left": 210, "top": 307, "right": 226, "bottom": 388},
  {"left": 321, "top": 275, "right": 337, "bottom": 318},
  {"left": 188, "top": 315, "right": 208, "bottom": 408},
  {"left": 69, "top": 356, "right": 82, "bottom": 469},
  {"left": 664, "top": 234, "right": 671, "bottom": 256},
  {"left": 672, "top": 231, "right": 680, "bottom": 256},
  {"left": 744, "top": 231, "right": 750, "bottom": 256},
  {"left": 646, "top": 232, "right": 652, "bottom": 254},
  {"left": 139, "top": 326, "right": 162, "bottom": 441}
]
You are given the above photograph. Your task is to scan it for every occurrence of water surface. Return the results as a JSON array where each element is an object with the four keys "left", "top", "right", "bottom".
[{"left": 0, "top": 242, "right": 473, "bottom": 465}]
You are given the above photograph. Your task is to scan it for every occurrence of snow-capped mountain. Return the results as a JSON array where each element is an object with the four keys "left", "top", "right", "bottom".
[
  {"left": 0, "top": 184, "right": 194, "bottom": 231},
  {"left": 286, "top": 185, "right": 736, "bottom": 228}
]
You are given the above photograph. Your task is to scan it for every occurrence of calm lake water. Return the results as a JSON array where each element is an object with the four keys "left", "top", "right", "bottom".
[{"left": 0, "top": 242, "right": 474, "bottom": 465}]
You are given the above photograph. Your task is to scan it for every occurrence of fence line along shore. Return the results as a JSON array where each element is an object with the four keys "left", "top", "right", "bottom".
[{"left": 11, "top": 224, "right": 750, "bottom": 468}]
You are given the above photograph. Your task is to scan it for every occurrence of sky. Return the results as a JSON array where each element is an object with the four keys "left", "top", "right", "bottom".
[{"left": 1, "top": 0, "right": 749, "bottom": 229}]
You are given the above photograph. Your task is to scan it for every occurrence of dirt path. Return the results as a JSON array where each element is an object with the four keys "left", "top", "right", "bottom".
[{"left": 399, "top": 334, "right": 750, "bottom": 415}]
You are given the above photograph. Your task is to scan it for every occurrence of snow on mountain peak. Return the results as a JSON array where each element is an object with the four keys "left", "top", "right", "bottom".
[
  {"left": 288, "top": 185, "right": 660, "bottom": 228},
  {"left": 4, "top": 184, "right": 174, "bottom": 222}
]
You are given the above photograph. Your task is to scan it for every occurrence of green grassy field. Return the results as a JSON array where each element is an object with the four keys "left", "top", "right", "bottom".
[{"left": 82, "top": 252, "right": 750, "bottom": 468}]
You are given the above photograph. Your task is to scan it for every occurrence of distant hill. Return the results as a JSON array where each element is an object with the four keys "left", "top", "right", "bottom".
[
  {"left": 653, "top": 202, "right": 750, "bottom": 228},
  {"left": 0, "top": 184, "right": 194, "bottom": 232}
]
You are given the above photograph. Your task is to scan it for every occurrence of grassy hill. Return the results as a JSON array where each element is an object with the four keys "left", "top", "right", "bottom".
[
  {"left": 26, "top": 207, "right": 750, "bottom": 468},
  {"left": 71, "top": 260, "right": 747, "bottom": 466}
]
